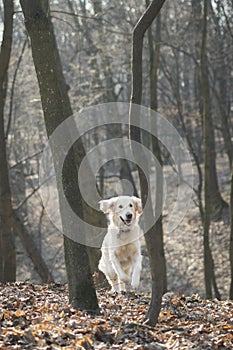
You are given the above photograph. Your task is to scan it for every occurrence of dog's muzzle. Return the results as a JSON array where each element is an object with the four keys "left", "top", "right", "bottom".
[{"left": 120, "top": 212, "right": 133, "bottom": 226}]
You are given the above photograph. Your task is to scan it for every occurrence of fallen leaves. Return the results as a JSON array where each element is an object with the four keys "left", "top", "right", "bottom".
[{"left": 0, "top": 283, "right": 233, "bottom": 349}]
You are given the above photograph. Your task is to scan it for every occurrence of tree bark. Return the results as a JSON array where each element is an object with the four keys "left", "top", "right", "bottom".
[
  {"left": 20, "top": 0, "right": 99, "bottom": 312},
  {"left": 230, "top": 163, "right": 233, "bottom": 298},
  {"left": 200, "top": 0, "right": 220, "bottom": 300},
  {"left": 147, "top": 9, "right": 167, "bottom": 292},
  {"left": 0, "top": 0, "right": 16, "bottom": 282},
  {"left": 129, "top": 0, "right": 166, "bottom": 327}
]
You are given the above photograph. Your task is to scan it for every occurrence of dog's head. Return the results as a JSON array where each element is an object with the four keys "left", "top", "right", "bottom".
[{"left": 99, "top": 196, "right": 142, "bottom": 228}]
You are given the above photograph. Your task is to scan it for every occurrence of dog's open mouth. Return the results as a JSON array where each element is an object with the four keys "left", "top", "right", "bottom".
[{"left": 120, "top": 216, "right": 132, "bottom": 226}]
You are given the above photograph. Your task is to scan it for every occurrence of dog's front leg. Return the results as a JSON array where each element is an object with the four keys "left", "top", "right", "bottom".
[
  {"left": 131, "top": 254, "right": 142, "bottom": 289},
  {"left": 110, "top": 252, "right": 130, "bottom": 285}
]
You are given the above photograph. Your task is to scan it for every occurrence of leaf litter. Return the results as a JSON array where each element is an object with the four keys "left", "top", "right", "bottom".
[{"left": 0, "top": 283, "right": 232, "bottom": 349}]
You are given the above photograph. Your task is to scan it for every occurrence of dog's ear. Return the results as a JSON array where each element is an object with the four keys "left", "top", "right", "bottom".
[
  {"left": 132, "top": 196, "right": 142, "bottom": 215},
  {"left": 99, "top": 200, "right": 110, "bottom": 213},
  {"left": 99, "top": 198, "right": 117, "bottom": 213}
]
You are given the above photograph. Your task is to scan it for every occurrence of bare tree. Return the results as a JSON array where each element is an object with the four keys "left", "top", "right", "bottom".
[
  {"left": 0, "top": 0, "right": 16, "bottom": 282},
  {"left": 129, "top": 0, "right": 167, "bottom": 327},
  {"left": 200, "top": 0, "right": 220, "bottom": 299},
  {"left": 20, "top": 0, "right": 99, "bottom": 312},
  {"left": 147, "top": 8, "right": 167, "bottom": 291}
]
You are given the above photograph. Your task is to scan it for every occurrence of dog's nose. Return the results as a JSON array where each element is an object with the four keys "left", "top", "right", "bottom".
[{"left": 126, "top": 213, "right": 132, "bottom": 220}]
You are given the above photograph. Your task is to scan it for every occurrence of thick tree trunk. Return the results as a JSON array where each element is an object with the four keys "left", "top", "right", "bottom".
[
  {"left": 0, "top": 0, "right": 16, "bottom": 282},
  {"left": 129, "top": 0, "right": 166, "bottom": 327},
  {"left": 20, "top": 0, "right": 99, "bottom": 312},
  {"left": 200, "top": 0, "right": 220, "bottom": 300}
]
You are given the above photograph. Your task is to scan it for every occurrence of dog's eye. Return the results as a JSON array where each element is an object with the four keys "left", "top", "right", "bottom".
[
  {"left": 119, "top": 205, "right": 123, "bottom": 209},
  {"left": 129, "top": 203, "right": 133, "bottom": 207}
]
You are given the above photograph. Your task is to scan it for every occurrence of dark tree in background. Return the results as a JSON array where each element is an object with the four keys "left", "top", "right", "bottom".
[{"left": 19, "top": 0, "right": 99, "bottom": 312}]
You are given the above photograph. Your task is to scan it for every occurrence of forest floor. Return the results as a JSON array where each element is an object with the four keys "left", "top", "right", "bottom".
[{"left": 0, "top": 283, "right": 233, "bottom": 349}]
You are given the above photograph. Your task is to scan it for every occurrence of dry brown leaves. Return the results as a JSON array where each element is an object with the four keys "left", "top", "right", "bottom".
[{"left": 0, "top": 283, "right": 232, "bottom": 349}]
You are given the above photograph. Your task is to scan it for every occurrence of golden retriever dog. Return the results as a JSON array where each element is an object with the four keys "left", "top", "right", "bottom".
[{"left": 98, "top": 196, "right": 143, "bottom": 292}]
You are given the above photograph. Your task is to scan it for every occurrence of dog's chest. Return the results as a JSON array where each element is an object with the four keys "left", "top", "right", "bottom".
[{"left": 114, "top": 243, "right": 138, "bottom": 262}]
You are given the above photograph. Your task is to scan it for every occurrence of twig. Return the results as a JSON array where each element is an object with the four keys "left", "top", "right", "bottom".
[{"left": 10, "top": 150, "right": 43, "bottom": 169}]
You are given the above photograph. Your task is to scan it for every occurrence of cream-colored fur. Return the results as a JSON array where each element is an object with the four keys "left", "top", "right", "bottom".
[{"left": 98, "top": 196, "right": 143, "bottom": 292}]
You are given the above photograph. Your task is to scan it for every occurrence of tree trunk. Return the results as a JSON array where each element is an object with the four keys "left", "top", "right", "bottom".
[
  {"left": 20, "top": 0, "right": 99, "bottom": 312},
  {"left": 147, "top": 9, "right": 167, "bottom": 292},
  {"left": 0, "top": 0, "right": 16, "bottom": 282},
  {"left": 230, "top": 164, "right": 233, "bottom": 299},
  {"left": 192, "top": 0, "right": 227, "bottom": 222},
  {"left": 191, "top": 0, "right": 205, "bottom": 222},
  {"left": 208, "top": 124, "right": 228, "bottom": 220},
  {"left": 129, "top": 0, "right": 166, "bottom": 327},
  {"left": 200, "top": 0, "right": 220, "bottom": 300}
]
